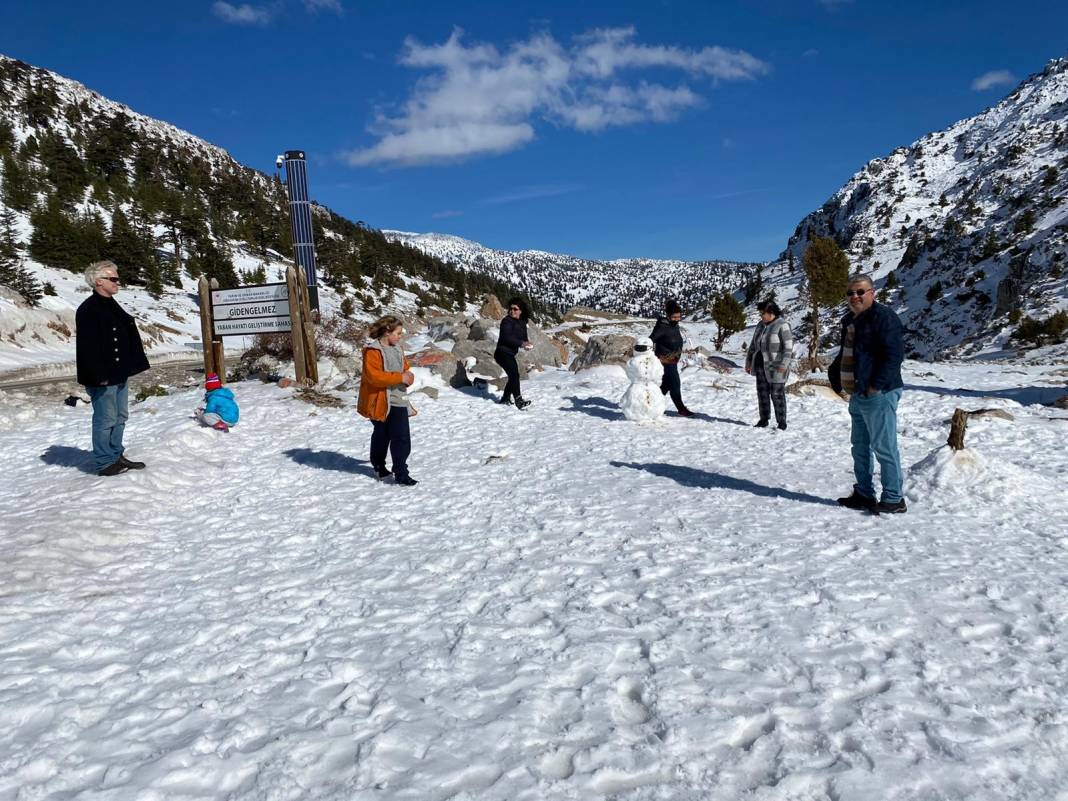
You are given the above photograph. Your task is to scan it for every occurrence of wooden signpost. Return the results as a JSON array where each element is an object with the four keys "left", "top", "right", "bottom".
[{"left": 196, "top": 267, "right": 318, "bottom": 386}]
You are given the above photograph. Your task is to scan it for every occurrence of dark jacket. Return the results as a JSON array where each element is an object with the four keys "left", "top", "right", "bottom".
[
  {"left": 496, "top": 316, "right": 528, "bottom": 356},
  {"left": 829, "top": 301, "right": 904, "bottom": 395},
  {"left": 649, "top": 317, "right": 684, "bottom": 364},
  {"left": 75, "top": 293, "right": 150, "bottom": 387}
]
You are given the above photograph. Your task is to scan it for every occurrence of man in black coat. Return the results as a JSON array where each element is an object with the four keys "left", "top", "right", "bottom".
[
  {"left": 76, "top": 260, "right": 150, "bottom": 476},
  {"left": 829, "top": 272, "right": 906, "bottom": 514}
]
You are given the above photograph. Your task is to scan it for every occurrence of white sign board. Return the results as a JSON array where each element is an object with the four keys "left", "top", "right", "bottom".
[
  {"left": 211, "top": 283, "right": 288, "bottom": 305},
  {"left": 213, "top": 316, "right": 293, "bottom": 336},
  {"left": 211, "top": 282, "right": 291, "bottom": 338},
  {"left": 214, "top": 299, "right": 290, "bottom": 320}
]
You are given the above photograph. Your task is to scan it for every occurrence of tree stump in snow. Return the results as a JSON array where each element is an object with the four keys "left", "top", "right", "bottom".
[{"left": 947, "top": 408, "right": 969, "bottom": 450}]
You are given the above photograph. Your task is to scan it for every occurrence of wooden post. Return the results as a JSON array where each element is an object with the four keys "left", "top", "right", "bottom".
[
  {"left": 209, "top": 278, "right": 225, "bottom": 383},
  {"left": 297, "top": 269, "right": 319, "bottom": 384},
  {"left": 197, "top": 277, "right": 215, "bottom": 378},
  {"left": 286, "top": 266, "right": 308, "bottom": 385},
  {"left": 947, "top": 408, "right": 969, "bottom": 450}
]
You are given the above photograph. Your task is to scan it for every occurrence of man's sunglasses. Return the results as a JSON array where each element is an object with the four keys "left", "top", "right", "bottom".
[
  {"left": 845, "top": 288, "right": 870, "bottom": 297},
  {"left": 101, "top": 276, "right": 121, "bottom": 283},
  {"left": 509, "top": 306, "right": 521, "bottom": 311}
]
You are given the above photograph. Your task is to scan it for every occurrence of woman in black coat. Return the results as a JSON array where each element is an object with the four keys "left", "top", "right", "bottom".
[
  {"left": 494, "top": 297, "right": 534, "bottom": 409},
  {"left": 649, "top": 298, "right": 693, "bottom": 417}
]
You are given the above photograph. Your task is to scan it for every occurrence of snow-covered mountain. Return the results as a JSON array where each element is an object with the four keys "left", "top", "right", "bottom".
[
  {"left": 0, "top": 54, "right": 540, "bottom": 371},
  {"left": 776, "top": 56, "right": 1068, "bottom": 358},
  {"left": 384, "top": 230, "right": 761, "bottom": 317}
]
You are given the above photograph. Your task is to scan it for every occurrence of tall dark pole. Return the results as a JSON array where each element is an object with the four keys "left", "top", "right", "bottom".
[{"left": 278, "top": 150, "right": 319, "bottom": 310}]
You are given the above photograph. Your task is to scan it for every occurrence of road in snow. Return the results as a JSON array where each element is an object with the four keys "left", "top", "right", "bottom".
[{"left": 1, "top": 356, "right": 1067, "bottom": 800}]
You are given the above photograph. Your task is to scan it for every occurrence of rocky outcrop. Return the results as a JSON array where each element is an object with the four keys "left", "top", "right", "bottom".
[{"left": 569, "top": 334, "right": 636, "bottom": 372}]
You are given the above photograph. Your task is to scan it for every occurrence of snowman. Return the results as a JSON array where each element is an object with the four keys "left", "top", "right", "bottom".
[{"left": 621, "top": 337, "right": 666, "bottom": 422}]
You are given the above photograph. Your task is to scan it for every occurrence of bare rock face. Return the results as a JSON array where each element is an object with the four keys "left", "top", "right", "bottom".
[
  {"left": 409, "top": 347, "right": 471, "bottom": 388},
  {"left": 569, "top": 334, "right": 636, "bottom": 372},
  {"left": 520, "top": 322, "right": 565, "bottom": 370},
  {"left": 480, "top": 294, "right": 507, "bottom": 320},
  {"left": 468, "top": 318, "right": 498, "bottom": 342},
  {"left": 427, "top": 315, "right": 471, "bottom": 343}
]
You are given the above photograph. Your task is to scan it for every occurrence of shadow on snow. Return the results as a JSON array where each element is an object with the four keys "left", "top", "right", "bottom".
[
  {"left": 903, "top": 383, "right": 1066, "bottom": 406},
  {"left": 284, "top": 448, "right": 369, "bottom": 475},
  {"left": 610, "top": 461, "right": 837, "bottom": 507},
  {"left": 40, "top": 445, "right": 97, "bottom": 473},
  {"left": 559, "top": 395, "right": 624, "bottom": 421}
]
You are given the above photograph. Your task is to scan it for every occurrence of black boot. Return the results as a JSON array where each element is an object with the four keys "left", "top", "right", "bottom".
[
  {"left": 98, "top": 460, "right": 129, "bottom": 477},
  {"left": 837, "top": 490, "right": 878, "bottom": 513},
  {"left": 876, "top": 499, "right": 907, "bottom": 514},
  {"left": 515, "top": 398, "right": 531, "bottom": 410},
  {"left": 120, "top": 455, "right": 146, "bottom": 469},
  {"left": 497, "top": 396, "right": 513, "bottom": 405},
  {"left": 754, "top": 419, "right": 769, "bottom": 428}
]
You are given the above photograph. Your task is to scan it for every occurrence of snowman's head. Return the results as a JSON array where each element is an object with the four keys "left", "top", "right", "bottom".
[{"left": 633, "top": 336, "right": 654, "bottom": 353}]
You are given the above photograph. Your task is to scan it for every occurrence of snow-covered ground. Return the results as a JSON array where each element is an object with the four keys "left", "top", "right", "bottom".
[{"left": 1, "top": 353, "right": 1067, "bottom": 800}]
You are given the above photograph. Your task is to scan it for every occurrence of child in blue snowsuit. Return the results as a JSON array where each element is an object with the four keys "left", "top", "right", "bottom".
[{"left": 196, "top": 373, "right": 239, "bottom": 432}]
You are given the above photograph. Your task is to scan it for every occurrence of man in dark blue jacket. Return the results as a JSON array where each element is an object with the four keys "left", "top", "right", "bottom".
[
  {"left": 829, "top": 273, "right": 906, "bottom": 514},
  {"left": 76, "top": 260, "right": 150, "bottom": 476}
]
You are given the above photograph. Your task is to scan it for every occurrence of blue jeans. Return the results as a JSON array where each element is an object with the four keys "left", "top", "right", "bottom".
[
  {"left": 87, "top": 382, "right": 129, "bottom": 471},
  {"left": 848, "top": 388, "right": 903, "bottom": 503}
]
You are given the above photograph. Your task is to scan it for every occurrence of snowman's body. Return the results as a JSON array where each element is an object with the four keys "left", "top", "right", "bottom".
[{"left": 621, "top": 339, "right": 666, "bottom": 422}]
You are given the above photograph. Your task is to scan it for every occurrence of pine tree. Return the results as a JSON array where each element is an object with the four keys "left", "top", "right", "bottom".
[
  {"left": 107, "top": 207, "right": 150, "bottom": 284},
  {"left": 802, "top": 236, "right": 850, "bottom": 371},
  {"left": 1, "top": 153, "right": 37, "bottom": 212},
  {"left": 979, "top": 229, "right": 999, "bottom": 260},
  {"left": 0, "top": 206, "right": 19, "bottom": 287},
  {"left": 711, "top": 291, "right": 745, "bottom": 350},
  {"left": 13, "top": 261, "right": 42, "bottom": 306}
]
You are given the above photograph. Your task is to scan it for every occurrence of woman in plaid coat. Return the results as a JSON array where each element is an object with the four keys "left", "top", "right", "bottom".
[{"left": 744, "top": 301, "right": 794, "bottom": 430}]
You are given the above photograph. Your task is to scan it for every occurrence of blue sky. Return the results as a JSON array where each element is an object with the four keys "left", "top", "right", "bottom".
[{"left": 1, "top": 1, "right": 1066, "bottom": 261}]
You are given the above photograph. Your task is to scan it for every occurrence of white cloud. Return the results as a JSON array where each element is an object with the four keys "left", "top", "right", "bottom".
[
  {"left": 212, "top": 1, "right": 274, "bottom": 25},
  {"left": 480, "top": 184, "right": 583, "bottom": 205},
  {"left": 431, "top": 209, "right": 464, "bottom": 219},
  {"left": 344, "top": 27, "right": 770, "bottom": 167},
  {"left": 818, "top": 0, "right": 853, "bottom": 7},
  {"left": 971, "top": 70, "right": 1016, "bottom": 91},
  {"left": 304, "top": 0, "right": 343, "bottom": 13},
  {"left": 802, "top": 48, "right": 819, "bottom": 58}
]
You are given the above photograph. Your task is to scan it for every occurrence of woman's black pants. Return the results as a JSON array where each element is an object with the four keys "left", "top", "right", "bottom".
[{"left": 494, "top": 348, "right": 522, "bottom": 401}]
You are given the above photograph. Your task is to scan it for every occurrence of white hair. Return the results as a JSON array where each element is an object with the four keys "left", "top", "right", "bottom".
[{"left": 84, "top": 260, "right": 118, "bottom": 290}]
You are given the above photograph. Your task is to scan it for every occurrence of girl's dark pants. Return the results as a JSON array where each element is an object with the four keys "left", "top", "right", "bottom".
[
  {"left": 660, "top": 362, "right": 684, "bottom": 411},
  {"left": 371, "top": 406, "right": 411, "bottom": 480},
  {"left": 494, "top": 348, "right": 522, "bottom": 401}
]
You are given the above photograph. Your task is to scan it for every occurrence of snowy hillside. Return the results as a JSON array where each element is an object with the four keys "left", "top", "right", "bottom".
[
  {"left": 384, "top": 230, "right": 761, "bottom": 317},
  {"left": 0, "top": 54, "right": 532, "bottom": 374},
  {"left": 2, "top": 349, "right": 1067, "bottom": 799},
  {"left": 776, "top": 56, "right": 1068, "bottom": 358}
]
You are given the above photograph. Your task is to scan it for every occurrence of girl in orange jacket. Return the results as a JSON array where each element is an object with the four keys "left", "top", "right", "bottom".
[{"left": 358, "top": 315, "right": 418, "bottom": 485}]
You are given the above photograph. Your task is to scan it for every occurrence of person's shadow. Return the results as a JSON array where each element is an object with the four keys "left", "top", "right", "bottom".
[
  {"left": 665, "top": 410, "right": 748, "bottom": 425},
  {"left": 559, "top": 395, "right": 623, "bottom": 421},
  {"left": 284, "top": 448, "right": 369, "bottom": 475},
  {"left": 40, "top": 445, "right": 97, "bottom": 473},
  {"left": 610, "top": 461, "right": 837, "bottom": 507}
]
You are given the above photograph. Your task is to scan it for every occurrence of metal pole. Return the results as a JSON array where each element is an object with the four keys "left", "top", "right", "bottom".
[{"left": 279, "top": 150, "right": 320, "bottom": 311}]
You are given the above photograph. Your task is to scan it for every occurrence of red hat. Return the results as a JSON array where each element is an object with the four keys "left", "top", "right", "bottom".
[{"left": 205, "top": 373, "right": 222, "bottom": 391}]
